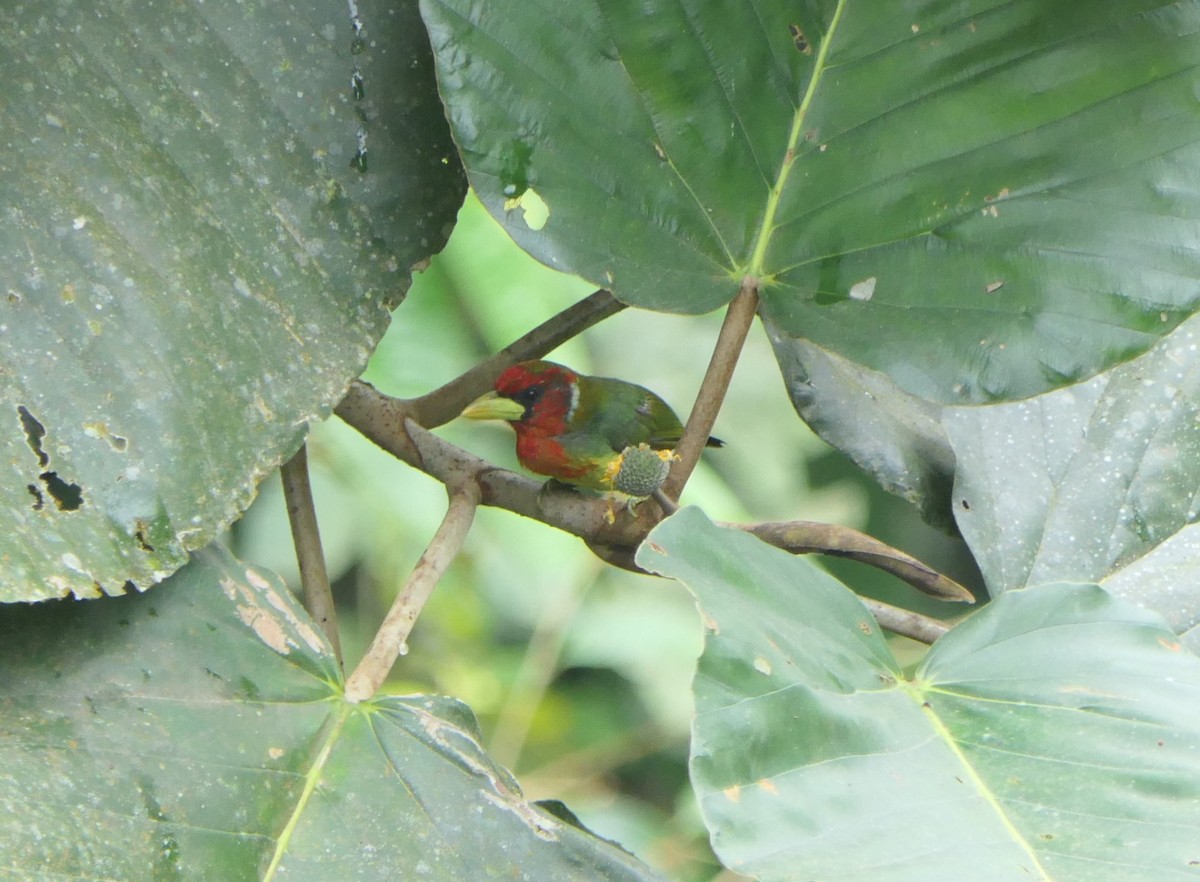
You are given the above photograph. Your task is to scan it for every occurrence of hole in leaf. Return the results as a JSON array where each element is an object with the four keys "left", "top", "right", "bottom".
[
  {"left": 41, "top": 471, "right": 83, "bottom": 511},
  {"left": 789, "top": 23, "right": 812, "bottom": 54},
  {"left": 17, "top": 406, "right": 85, "bottom": 511},
  {"left": 134, "top": 522, "right": 156, "bottom": 553},
  {"left": 18, "top": 405, "right": 49, "bottom": 467}
]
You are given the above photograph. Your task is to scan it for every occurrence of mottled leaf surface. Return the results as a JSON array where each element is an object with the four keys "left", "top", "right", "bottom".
[
  {"left": 0, "top": 548, "right": 666, "bottom": 881},
  {"left": 0, "top": 0, "right": 465, "bottom": 601},
  {"left": 946, "top": 313, "right": 1200, "bottom": 648},
  {"left": 639, "top": 508, "right": 1200, "bottom": 881}
]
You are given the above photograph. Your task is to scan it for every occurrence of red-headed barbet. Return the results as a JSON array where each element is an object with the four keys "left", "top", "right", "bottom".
[{"left": 459, "top": 360, "right": 721, "bottom": 494}]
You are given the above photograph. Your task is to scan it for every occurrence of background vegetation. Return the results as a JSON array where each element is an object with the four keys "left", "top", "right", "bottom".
[
  {"left": 3, "top": 2, "right": 1200, "bottom": 880},
  {"left": 228, "top": 193, "right": 976, "bottom": 878}
]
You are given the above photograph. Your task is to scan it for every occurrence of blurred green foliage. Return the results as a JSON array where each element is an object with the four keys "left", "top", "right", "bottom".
[{"left": 232, "top": 192, "right": 980, "bottom": 881}]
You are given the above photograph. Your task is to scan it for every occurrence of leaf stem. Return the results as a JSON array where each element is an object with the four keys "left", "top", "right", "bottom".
[
  {"left": 280, "top": 444, "right": 343, "bottom": 665},
  {"left": 343, "top": 479, "right": 481, "bottom": 702},
  {"left": 860, "top": 598, "right": 950, "bottom": 645},
  {"left": 662, "top": 278, "right": 759, "bottom": 500}
]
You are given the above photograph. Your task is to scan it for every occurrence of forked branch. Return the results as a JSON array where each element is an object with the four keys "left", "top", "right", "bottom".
[
  {"left": 328, "top": 286, "right": 969, "bottom": 694},
  {"left": 335, "top": 387, "right": 971, "bottom": 611}
]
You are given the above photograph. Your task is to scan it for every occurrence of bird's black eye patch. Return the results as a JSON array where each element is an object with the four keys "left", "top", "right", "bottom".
[{"left": 513, "top": 386, "right": 543, "bottom": 407}]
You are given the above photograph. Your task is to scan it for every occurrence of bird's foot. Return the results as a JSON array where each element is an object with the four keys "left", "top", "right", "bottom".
[{"left": 535, "top": 478, "right": 588, "bottom": 513}]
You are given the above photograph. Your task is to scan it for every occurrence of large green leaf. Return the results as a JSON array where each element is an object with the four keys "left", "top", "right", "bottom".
[
  {"left": 945, "top": 312, "right": 1200, "bottom": 649},
  {"left": 638, "top": 508, "right": 1200, "bottom": 882},
  {"left": 0, "top": 546, "right": 667, "bottom": 881},
  {"left": 0, "top": 0, "right": 465, "bottom": 602},
  {"left": 422, "top": 0, "right": 1200, "bottom": 403},
  {"left": 766, "top": 330, "right": 957, "bottom": 529}
]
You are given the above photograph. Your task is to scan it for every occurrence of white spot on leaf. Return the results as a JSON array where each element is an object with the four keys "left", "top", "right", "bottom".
[{"left": 849, "top": 277, "right": 876, "bottom": 301}]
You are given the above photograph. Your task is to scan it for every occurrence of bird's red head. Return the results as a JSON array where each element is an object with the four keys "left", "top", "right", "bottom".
[{"left": 493, "top": 360, "right": 580, "bottom": 437}]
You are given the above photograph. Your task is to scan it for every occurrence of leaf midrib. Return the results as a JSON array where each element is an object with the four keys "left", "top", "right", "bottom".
[
  {"left": 911, "top": 680, "right": 1054, "bottom": 881},
  {"left": 263, "top": 699, "right": 353, "bottom": 880},
  {"left": 745, "top": 0, "right": 848, "bottom": 283}
]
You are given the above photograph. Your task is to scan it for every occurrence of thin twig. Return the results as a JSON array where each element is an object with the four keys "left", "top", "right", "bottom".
[
  {"left": 280, "top": 444, "right": 343, "bottom": 665},
  {"left": 409, "top": 289, "right": 625, "bottom": 428},
  {"left": 344, "top": 480, "right": 482, "bottom": 702},
  {"left": 662, "top": 278, "right": 760, "bottom": 499},
  {"left": 861, "top": 597, "right": 951, "bottom": 644}
]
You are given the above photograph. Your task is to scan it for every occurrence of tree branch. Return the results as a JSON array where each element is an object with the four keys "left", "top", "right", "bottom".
[
  {"left": 280, "top": 444, "right": 343, "bottom": 665},
  {"left": 662, "top": 278, "right": 760, "bottom": 499},
  {"left": 336, "top": 383, "right": 633, "bottom": 544},
  {"left": 344, "top": 480, "right": 482, "bottom": 702},
  {"left": 408, "top": 288, "right": 624, "bottom": 428},
  {"left": 335, "top": 381, "right": 974, "bottom": 610}
]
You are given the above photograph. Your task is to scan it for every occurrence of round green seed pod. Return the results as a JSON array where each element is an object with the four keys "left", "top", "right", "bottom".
[{"left": 613, "top": 444, "right": 672, "bottom": 497}]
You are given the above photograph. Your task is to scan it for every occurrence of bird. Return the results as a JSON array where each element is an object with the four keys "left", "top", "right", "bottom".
[{"left": 459, "top": 360, "right": 721, "bottom": 493}]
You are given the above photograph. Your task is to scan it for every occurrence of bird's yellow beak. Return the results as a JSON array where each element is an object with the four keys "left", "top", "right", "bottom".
[{"left": 459, "top": 391, "right": 525, "bottom": 422}]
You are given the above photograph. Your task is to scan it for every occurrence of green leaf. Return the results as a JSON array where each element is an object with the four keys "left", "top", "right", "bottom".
[
  {"left": 766, "top": 331, "right": 956, "bottom": 528},
  {"left": 422, "top": 0, "right": 1200, "bottom": 403},
  {"left": 638, "top": 508, "right": 1200, "bottom": 882},
  {"left": 0, "top": 547, "right": 667, "bottom": 881},
  {"left": 0, "top": 0, "right": 466, "bottom": 601},
  {"left": 945, "top": 313, "right": 1200, "bottom": 648}
]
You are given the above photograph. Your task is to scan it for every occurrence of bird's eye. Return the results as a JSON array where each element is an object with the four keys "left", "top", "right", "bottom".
[{"left": 514, "top": 386, "right": 542, "bottom": 406}]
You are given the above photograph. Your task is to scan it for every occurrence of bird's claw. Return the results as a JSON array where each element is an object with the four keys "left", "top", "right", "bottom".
[{"left": 535, "top": 478, "right": 580, "bottom": 512}]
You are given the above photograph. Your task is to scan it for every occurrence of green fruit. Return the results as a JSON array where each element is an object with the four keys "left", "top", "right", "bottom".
[{"left": 612, "top": 444, "right": 672, "bottom": 497}]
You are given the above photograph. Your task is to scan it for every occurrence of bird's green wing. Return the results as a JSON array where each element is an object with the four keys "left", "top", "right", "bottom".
[{"left": 581, "top": 377, "right": 686, "bottom": 452}]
